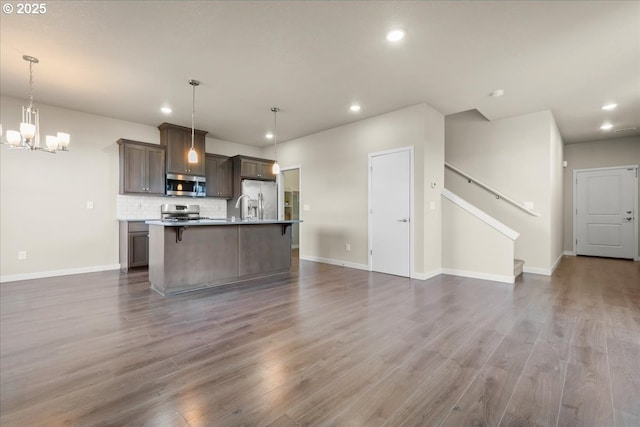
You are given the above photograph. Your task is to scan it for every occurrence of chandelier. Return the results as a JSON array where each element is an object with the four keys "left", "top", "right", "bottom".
[{"left": 0, "top": 55, "right": 70, "bottom": 153}]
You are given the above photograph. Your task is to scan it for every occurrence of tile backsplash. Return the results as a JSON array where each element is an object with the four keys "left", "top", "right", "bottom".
[{"left": 117, "top": 195, "right": 227, "bottom": 220}]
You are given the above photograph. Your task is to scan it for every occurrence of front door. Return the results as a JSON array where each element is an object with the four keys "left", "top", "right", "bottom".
[
  {"left": 575, "top": 166, "right": 637, "bottom": 259},
  {"left": 370, "top": 148, "right": 412, "bottom": 277}
]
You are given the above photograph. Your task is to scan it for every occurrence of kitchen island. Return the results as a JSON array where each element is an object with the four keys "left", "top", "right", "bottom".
[{"left": 145, "top": 219, "right": 301, "bottom": 296}]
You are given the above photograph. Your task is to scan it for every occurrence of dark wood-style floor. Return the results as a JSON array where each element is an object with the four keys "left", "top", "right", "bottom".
[{"left": 1, "top": 255, "right": 639, "bottom": 427}]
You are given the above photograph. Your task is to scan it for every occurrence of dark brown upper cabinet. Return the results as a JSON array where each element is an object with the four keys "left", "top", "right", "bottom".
[
  {"left": 205, "top": 154, "right": 233, "bottom": 198},
  {"left": 117, "top": 139, "right": 166, "bottom": 195},
  {"left": 158, "top": 122, "right": 207, "bottom": 176},
  {"left": 234, "top": 155, "right": 276, "bottom": 181}
]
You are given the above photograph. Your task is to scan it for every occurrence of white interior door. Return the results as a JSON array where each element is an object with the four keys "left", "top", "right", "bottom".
[
  {"left": 370, "top": 149, "right": 412, "bottom": 277},
  {"left": 575, "top": 167, "right": 637, "bottom": 259}
]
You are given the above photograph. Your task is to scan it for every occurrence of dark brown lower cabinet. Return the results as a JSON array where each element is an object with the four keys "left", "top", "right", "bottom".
[{"left": 119, "top": 221, "right": 149, "bottom": 272}]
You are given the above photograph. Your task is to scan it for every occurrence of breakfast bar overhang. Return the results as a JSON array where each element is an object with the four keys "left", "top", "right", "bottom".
[{"left": 146, "top": 219, "right": 301, "bottom": 296}]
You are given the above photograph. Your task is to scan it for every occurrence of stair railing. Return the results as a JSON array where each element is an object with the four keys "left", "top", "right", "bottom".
[{"left": 445, "top": 162, "right": 541, "bottom": 217}]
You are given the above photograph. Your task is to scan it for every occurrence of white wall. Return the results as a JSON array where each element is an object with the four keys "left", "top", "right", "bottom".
[
  {"left": 441, "top": 196, "right": 515, "bottom": 282},
  {"left": 0, "top": 95, "right": 257, "bottom": 281},
  {"left": 0, "top": 95, "right": 157, "bottom": 279},
  {"left": 563, "top": 135, "right": 640, "bottom": 255},
  {"left": 262, "top": 104, "right": 444, "bottom": 277},
  {"left": 549, "top": 119, "right": 564, "bottom": 269},
  {"left": 206, "top": 137, "right": 261, "bottom": 158},
  {"left": 445, "top": 109, "right": 561, "bottom": 273},
  {"left": 423, "top": 104, "right": 446, "bottom": 276}
]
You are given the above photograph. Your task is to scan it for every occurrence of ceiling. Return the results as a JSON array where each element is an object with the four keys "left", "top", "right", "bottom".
[{"left": 1, "top": 1, "right": 639, "bottom": 147}]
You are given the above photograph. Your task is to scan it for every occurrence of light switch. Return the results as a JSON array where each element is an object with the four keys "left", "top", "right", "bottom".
[
  {"left": 430, "top": 201, "right": 436, "bottom": 210},
  {"left": 303, "top": 204, "right": 310, "bottom": 211},
  {"left": 86, "top": 201, "right": 94, "bottom": 209}
]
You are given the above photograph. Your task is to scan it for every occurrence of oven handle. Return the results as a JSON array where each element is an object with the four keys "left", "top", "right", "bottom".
[{"left": 165, "top": 190, "right": 206, "bottom": 197}]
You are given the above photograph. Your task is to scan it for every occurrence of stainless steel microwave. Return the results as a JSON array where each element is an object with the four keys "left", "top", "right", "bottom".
[{"left": 166, "top": 173, "right": 206, "bottom": 197}]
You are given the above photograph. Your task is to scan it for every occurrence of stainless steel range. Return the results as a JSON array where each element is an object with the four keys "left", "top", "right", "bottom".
[{"left": 160, "top": 204, "right": 203, "bottom": 222}]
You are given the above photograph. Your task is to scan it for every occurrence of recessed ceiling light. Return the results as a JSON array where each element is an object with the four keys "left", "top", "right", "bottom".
[
  {"left": 600, "top": 122, "right": 613, "bottom": 130},
  {"left": 161, "top": 106, "right": 172, "bottom": 114},
  {"left": 489, "top": 89, "right": 505, "bottom": 97},
  {"left": 350, "top": 104, "right": 361, "bottom": 112},
  {"left": 265, "top": 132, "right": 274, "bottom": 139},
  {"left": 386, "top": 29, "right": 406, "bottom": 42},
  {"left": 602, "top": 103, "right": 617, "bottom": 111}
]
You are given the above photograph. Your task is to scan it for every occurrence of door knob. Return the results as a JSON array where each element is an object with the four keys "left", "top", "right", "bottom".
[
  {"left": 397, "top": 218, "right": 409, "bottom": 222},
  {"left": 624, "top": 217, "right": 633, "bottom": 222}
]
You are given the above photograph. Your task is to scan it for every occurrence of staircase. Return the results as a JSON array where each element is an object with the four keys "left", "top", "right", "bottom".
[
  {"left": 514, "top": 259, "right": 525, "bottom": 278},
  {"left": 441, "top": 189, "right": 520, "bottom": 283},
  {"left": 443, "top": 163, "right": 539, "bottom": 283}
]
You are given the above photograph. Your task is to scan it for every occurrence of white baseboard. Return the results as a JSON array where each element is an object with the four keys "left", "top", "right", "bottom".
[
  {"left": 300, "top": 255, "right": 445, "bottom": 280},
  {"left": 0, "top": 264, "right": 121, "bottom": 283},
  {"left": 412, "top": 269, "right": 442, "bottom": 281},
  {"left": 550, "top": 253, "right": 564, "bottom": 274},
  {"left": 300, "top": 256, "right": 449, "bottom": 282},
  {"left": 299, "top": 257, "right": 517, "bottom": 284},
  {"left": 299, "top": 255, "right": 369, "bottom": 271},
  {"left": 523, "top": 266, "right": 552, "bottom": 276},
  {"left": 441, "top": 268, "right": 514, "bottom": 284},
  {"left": 564, "top": 251, "right": 638, "bottom": 261}
]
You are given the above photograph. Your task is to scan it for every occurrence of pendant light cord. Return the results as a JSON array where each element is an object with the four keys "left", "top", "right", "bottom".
[
  {"left": 191, "top": 82, "right": 196, "bottom": 149},
  {"left": 271, "top": 107, "right": 279, "bottom": 161},
  {"left": 273, "top": 108, "right": 277, "bottom": 160}
]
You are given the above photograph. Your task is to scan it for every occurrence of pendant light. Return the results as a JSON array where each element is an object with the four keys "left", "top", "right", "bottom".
[
  {"left": 187, "top": 79, "right": 199, "bottom": 164},
  {"left": 271, "top": 107, "right": 280, "bottom": 175}
]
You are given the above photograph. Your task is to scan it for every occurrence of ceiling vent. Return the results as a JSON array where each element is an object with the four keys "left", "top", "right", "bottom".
[{"left": 614, "top": 127, "right": 638, "bottom": 133}]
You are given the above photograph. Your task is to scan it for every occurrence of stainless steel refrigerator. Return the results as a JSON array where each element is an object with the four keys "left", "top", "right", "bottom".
[{"left": 240, "top": 179, "right": 277, "bottom": 220}]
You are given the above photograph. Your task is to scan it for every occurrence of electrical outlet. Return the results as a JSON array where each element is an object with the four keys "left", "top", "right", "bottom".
[
  {"left": 18, "top": 251, "right": 27, "bottom": 260},
  {"left": 346, "top": 243, "right": 351, "bottom": 252}
]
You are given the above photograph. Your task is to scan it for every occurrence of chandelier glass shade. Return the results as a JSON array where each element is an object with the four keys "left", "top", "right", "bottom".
[{"left": 0, "top": 55, "right": 70, "bottom": 153}]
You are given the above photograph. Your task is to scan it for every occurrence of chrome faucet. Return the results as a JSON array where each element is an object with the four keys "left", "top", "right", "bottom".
[
  {"left": 235, "top": 194, "right": 257, "bottom": 220},
  {"left": 235, "top": 194, "right": 251, "bottom": 209}
]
